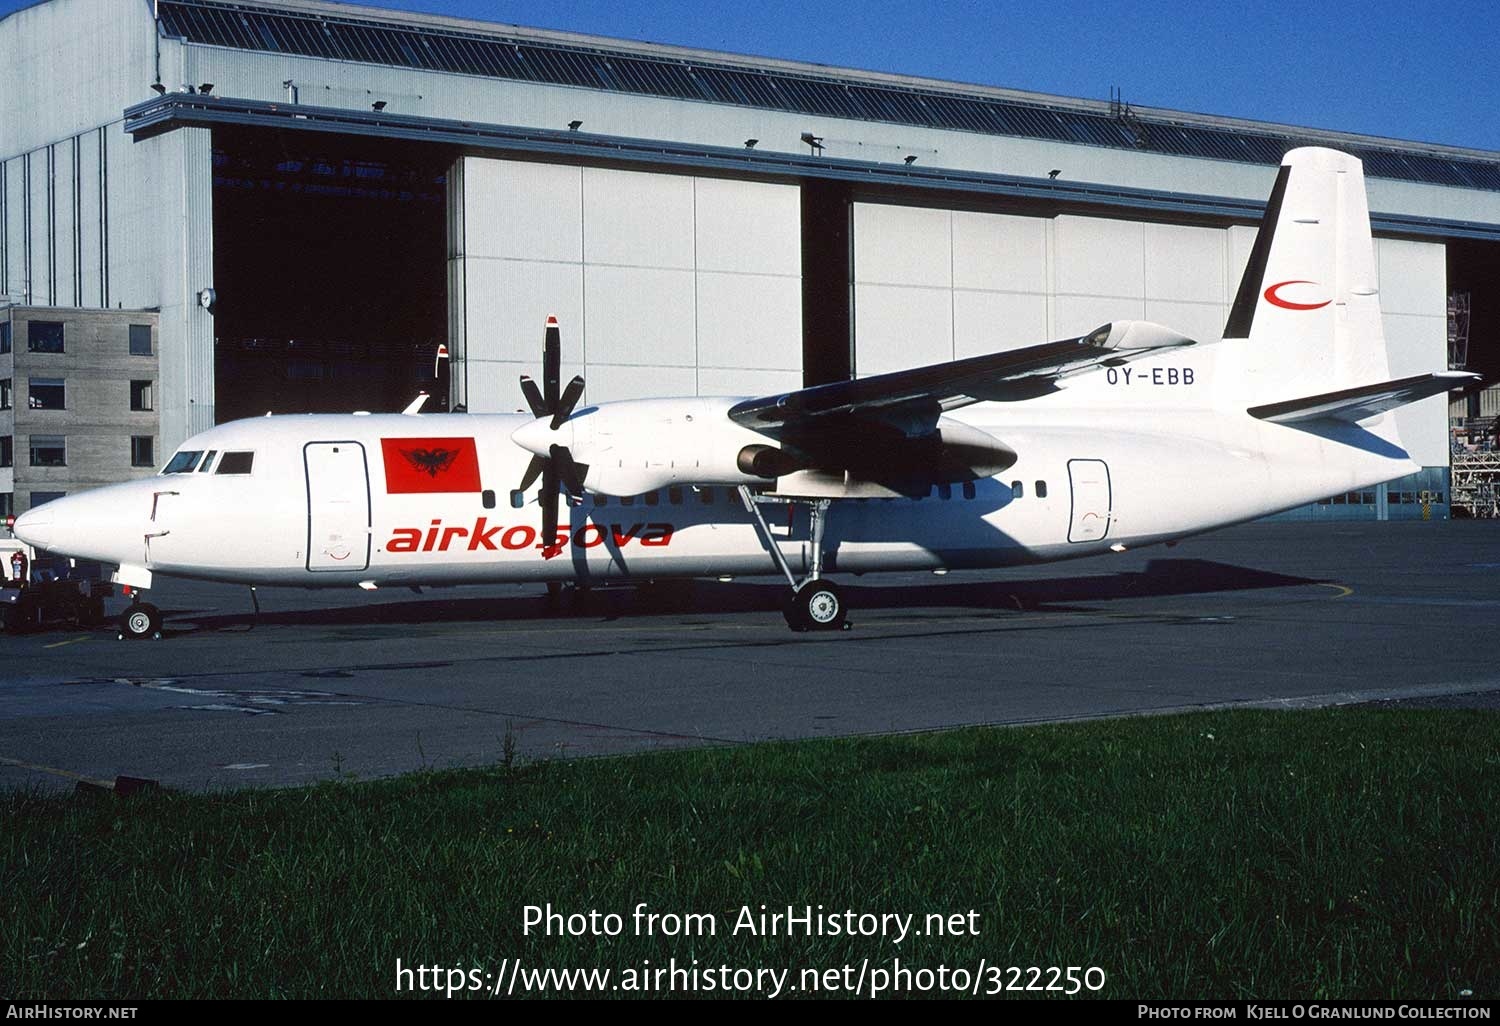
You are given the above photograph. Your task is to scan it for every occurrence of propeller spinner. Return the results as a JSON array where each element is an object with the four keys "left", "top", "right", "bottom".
[{"left": 513, "top": 316, "right": 588, "bottom": 559}]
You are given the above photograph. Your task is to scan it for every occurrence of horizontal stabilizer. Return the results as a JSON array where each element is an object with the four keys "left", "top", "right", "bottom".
[{"left": 1248, "top": 371, "right": 1479, "bottom": 425}]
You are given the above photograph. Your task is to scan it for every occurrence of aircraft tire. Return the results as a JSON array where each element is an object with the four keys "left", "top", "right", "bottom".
[
  {"left": 790, "top": 580, "right": 846, "bottom": 632},
  {"left": 121, "top": 603, "right": 162, "bottom": 641}
]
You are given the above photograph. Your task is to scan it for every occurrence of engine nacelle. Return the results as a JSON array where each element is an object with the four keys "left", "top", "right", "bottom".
[{"left": 526, "top": 397, "right": 794, "bottom": 496}]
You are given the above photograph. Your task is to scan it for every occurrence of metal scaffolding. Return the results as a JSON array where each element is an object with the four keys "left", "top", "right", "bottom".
[
  {"left": 1451, "top": 448, "right": 1500, "bottom": 517},
  {"left": 1448, "top": 291, "right": 1471, "bottom": 370}
]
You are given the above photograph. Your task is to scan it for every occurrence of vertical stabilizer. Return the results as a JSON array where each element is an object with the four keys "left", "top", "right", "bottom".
[{"left": 1224, "top": 148, "right": 1389, "bottom": 401}]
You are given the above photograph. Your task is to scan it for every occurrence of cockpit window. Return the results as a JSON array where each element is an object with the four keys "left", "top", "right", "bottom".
[
  {"left": 215, "top": 451, "right": 254, "bottom": 475},
  {"left": 162, "top": 450, "right": 203, "bottom": 474},
  {"left": 198, "top": 450, "right": 218, "bottom": 473}
]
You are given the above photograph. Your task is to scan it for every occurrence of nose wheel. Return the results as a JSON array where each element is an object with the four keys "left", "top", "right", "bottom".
[{"left": 119, "top": 602, "right": 162, "bottom": 641}]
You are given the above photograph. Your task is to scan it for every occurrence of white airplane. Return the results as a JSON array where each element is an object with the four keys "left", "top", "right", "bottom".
[{"left": 12, "top": 148, "right": 1478, "bottom": 637}]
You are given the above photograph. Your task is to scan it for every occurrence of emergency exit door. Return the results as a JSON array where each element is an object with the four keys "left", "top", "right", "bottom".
[
  {"left": 1067, "top": 459, "right": 1112, "bottom": 543},
  {"left": 305, "top": 442, "right": 371, "bottom": 572}
]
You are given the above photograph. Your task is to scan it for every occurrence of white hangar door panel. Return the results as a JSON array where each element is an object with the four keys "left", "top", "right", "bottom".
[
  {"left": 450, "top": 157, "right": 803, "bottom": 406},
  {"left": 852, "top": 203, "right": 1051, "bottom": 377},
  {"left": 1067, "top": 459, "right": 1112, "bottom": 544},
  {"left": 305, "top": 442, "right": 371, "bottom": 572}
]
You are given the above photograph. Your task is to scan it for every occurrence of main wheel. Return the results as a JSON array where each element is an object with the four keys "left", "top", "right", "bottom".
[
  {"left": 786, "top": 580, "right": 847, "bottom": 632},
  {"left": 120, "top": 602, "right": 162, "bottom": 640}
]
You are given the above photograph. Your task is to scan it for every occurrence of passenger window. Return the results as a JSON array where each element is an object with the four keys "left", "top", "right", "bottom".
[
  {"left": 668, "top": 487, "right": 683, "bottom": 505},
  {"left": 620, "top": 495, "right": 635, "bottom": 506},
  {"left": 937, "top": 484, "right": 952, "bottom": 501},
  {"left": 645, "top": 491, "right": 660, "bottom": 506},
  {"left": 962, "top": 481, "right": 976, "bottom": 500},
  {"left": 1011, "top": 480, "right": 1024, "bottom": 498},
  {"left": 215, "top": 451, "right": 254, "bottom": 475},
  {"left": 699, "top": 487, "right": 715, "bottom": 504},
  {"left": 1035, "top": 480, "right": 1048, "bottom": 498},
  {"left": 594, "top": 494, "right": 607, "bottom": 507},
  {"left": 481, "top": 489, "right": 496, "bottom": 510},
  {"left": 509, "top": 489, "right": 525, "bottom": 509},
  {"left": 163, "top": 450, "right": 203, "bottom": 474},
  {"left": 198, "top": 451, "right": 218, "bottom": 473}
]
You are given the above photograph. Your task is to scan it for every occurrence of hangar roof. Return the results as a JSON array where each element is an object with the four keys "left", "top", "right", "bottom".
[{"left": 153, "top": 0, "right": 1500, "bottom": 192}]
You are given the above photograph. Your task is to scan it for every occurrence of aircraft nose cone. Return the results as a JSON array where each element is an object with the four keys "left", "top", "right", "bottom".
[
  {"left": 511, "top": 417, "right": 573, "bottom": 457},
  {"left": 12, "top": 506, "right": 53, "bottom": 550}
]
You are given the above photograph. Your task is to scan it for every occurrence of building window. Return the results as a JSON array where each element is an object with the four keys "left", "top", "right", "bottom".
[
  {"left": 0, "top": 321, "right": 10, "bottom": 354},
  {"left": 0, "top": 379, "right": 10, "bottom": 410},
  {"left": 29, "top": 436, "right": 66, "bottom": 467},
  {"left": 27, "top": 321, "right": 64, "bottom": 353},
  {"left": 130, "top": 380, "right": 154, "bottom": 411},
  {"left": 131, "top": 436, "right": 155, "bottom": 468},
  {"left": 0, "top": 436, "right": 11, "bottom": 468},
  {"left": 28, "top": 377, "right": 65, "bottom": 410},
  {"left": 29, "top": 491, "right": 65, "bottom": 509},
  {"left": 0, "top": 493, "right": 11, "bottom": 518},
  {"left": 129, "top": 324, "right": 153, "bottom": 356}
]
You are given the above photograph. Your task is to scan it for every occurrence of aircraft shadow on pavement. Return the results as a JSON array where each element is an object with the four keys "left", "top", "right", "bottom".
[{"left": 163, "top": 559, "right": 1325, "bottom": 632}]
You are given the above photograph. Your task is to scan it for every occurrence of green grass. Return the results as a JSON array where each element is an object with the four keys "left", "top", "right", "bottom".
[{"left": 2, "top": 709, "right": 1497, "bottom": 999}]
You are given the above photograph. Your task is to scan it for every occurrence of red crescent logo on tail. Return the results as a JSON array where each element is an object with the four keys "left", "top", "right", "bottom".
[{"left": 1264, "top": 280, "right": 1331, "bottom": 311}]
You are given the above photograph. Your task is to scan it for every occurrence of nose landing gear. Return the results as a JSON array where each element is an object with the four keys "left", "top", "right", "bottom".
[{"left": 119, "top": 602, "right": 163, "bottom": 641}]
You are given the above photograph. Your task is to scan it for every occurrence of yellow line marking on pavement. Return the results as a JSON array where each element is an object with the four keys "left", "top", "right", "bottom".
[
  {"left": 0, "top": 755, "right": 113, "bottom": 789},
  {"left": 1319, "top": 584, "right": 1354, "bottom": 599},
  {"left": 44, "top": 636, "right": 91, "bottom": 649}
]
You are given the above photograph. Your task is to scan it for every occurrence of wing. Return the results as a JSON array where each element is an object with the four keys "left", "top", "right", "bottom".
[
  {"left": 728, "top": 320, "right": 1194, "bottom": 436},
  {"left": 726, "top": 320, "right": 1194, "bottom": 496}
]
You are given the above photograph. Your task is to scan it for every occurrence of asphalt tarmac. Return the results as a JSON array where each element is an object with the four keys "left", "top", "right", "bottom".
[{"left": 3, "top": 521, "right": 1497, "bottom": 792}]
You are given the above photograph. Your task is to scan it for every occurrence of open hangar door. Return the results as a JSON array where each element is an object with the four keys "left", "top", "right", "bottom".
[
  {"left": 1448, "top": 238, "right": 1500, "bottom": 391},
  {"left": 210, "top": 128, "right": 451, "bottom": 422}
]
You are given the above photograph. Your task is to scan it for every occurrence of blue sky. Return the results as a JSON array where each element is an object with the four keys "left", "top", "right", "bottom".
[{"left": 5, "top": 0, "right": 1497, "bottom": 151}]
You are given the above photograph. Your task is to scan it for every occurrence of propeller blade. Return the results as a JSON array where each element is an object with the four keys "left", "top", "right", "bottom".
[
  {"left": 540, "top": 459, "right": 563, "bottom": 560},
  {"left": 518, "top": 454, "right": 545, "bottom": 492},
  {"left": 551, "top": 444, "right": 587, "bottom": 497},
  {"left": 543, "top": 316, "right": 561, "bottom": 412},
  {"left": 552, "top": 375, "right": 586, "bottom": 430},
  {"left": 519, "top": 376, "right": 547, "bottom": 418}
]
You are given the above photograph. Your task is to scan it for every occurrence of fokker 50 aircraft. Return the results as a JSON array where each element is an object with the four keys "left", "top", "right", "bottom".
[{"left": 13, "top": 148, "right": 1478, "bottom": 637}]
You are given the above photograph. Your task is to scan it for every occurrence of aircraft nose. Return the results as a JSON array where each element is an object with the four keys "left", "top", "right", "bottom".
[
  {"left": 12, "top": 482, "right": 154, "bottom": 563},
  {"left": 12, "top": 506, "right": 53, "bottom": 550}
]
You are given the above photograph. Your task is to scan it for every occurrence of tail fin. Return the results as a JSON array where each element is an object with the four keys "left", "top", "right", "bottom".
[{"left": 1225, "top": 148, "right": 1389, "bottom": 401}]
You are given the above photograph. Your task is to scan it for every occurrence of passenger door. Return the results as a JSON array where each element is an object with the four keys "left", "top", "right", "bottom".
[{"left": 305, "top": 442, "right": 371, "bottom": 572}]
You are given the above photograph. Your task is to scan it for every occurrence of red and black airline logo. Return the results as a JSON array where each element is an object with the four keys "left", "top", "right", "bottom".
[{"left": 381, "top": 437, "right": 482, "bottom": 494}]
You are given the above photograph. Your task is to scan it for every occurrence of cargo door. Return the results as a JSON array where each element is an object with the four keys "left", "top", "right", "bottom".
[{"left": 1067, "top": 459, "right": 1112, "bottom": 543}]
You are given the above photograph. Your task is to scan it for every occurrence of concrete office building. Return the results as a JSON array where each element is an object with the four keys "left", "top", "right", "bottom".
[{"left": 2, "top": 0, "right": 1497, "bottom": 517}]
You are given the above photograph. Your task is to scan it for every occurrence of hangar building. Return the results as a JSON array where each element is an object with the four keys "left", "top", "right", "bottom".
[{"left": 3, "top": 0, "right": 1498, "bottom": 519}]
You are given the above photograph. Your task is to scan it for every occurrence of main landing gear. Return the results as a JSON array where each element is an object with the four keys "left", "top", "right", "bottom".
[
  {"left": 119, "top": 601, "right": 162, "bottom": 641},
  {"left": 737, "top": 487, "right": 850, "bottom": 633}
]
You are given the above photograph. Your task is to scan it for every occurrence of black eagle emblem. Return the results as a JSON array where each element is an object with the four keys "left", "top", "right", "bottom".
[{"left": 402, "top": 447, "right": 459, "bottom": 477}]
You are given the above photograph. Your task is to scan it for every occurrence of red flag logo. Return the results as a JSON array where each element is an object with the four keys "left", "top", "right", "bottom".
[{"left": 381, "top": 437, "right": 482, "bottom": 493}]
